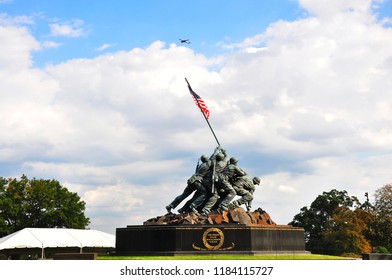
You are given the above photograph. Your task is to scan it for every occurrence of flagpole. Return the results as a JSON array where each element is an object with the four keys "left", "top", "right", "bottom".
[{"left": 185, "top": 78, "right": 221, "bottom": 147}]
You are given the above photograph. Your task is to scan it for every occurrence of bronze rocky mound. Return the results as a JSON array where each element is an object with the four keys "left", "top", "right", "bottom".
[{"left": 144, "top": 207, "right": 276, "bottom": 226}]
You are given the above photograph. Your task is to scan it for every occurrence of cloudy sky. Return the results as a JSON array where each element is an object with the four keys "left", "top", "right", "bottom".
[{"left": 1, "top": 0, "right": 392, "bottom": 235}]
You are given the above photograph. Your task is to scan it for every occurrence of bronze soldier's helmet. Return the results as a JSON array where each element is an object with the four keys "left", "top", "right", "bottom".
[
  {"left": 229, "top": 157, "right": 238, "bottom": 164},
  {"left": 215, "top": 153, "right": 224, "bottom": 161},
  {"left": 200, "top": 155, "right": 208, "bottom": 162},
  {"left": 253, "top": 177, "right": 261, "bottom": 185}
]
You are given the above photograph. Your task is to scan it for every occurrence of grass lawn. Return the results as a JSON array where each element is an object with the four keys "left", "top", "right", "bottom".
[{"left": 98, "top": 254, "right": 350, "bottom": 260}]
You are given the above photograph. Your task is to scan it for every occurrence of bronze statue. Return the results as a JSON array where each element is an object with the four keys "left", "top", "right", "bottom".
[
  {"left": 166, "top": 146, "right": 224, "bottom": 214},
  {"left": 167, "top": 145, "right": 261, "bottom": 215}
]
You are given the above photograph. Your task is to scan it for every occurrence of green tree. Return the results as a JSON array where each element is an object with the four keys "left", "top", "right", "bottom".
[
  {"left": 372, "top": 184, "right": 392, "bottom": 252},
  {"left": 289, "top": 189, "right": 361, "bottom": 255},
  {"left": 0, "top": 175, "right": 90, "bottom": 237}
]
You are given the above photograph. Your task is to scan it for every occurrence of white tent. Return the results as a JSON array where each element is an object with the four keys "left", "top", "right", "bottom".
[{"left": 0, "top": 228, "right": 115, "bottom": 258}]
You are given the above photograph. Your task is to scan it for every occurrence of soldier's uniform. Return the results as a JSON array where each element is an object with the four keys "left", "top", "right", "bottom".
[
  {"left": 231, "top": 176, "right": 261, "bottom": 211},
  {"left": 165, "top": 155, "right": 211, "bottom": 213},
  {"left": 200, "top": 151, "right": 228, "bottom": 214},
  {"left": 214, "top": 157, "right": 246, "bottom": 211}
]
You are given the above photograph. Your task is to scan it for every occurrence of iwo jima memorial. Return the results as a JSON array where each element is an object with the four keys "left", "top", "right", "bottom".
[{"left": 116, "top": 79, "right": 308, "bottom": 255}]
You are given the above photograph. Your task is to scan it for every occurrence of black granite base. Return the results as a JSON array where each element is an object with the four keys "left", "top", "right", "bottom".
[{"left": 115, "top": 224, "right": 308, "bottom": 255}]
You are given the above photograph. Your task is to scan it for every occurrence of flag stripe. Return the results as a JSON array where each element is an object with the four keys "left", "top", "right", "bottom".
[{"left": 189, "top": 89, "right": 210, "bottom": 119}]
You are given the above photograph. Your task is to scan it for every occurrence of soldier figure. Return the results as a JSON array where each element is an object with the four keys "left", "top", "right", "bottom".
[
  {"left": 213, "top": 157, "right": 246, "bottom": 212},
  {"left": 165, "top": 154, "right": 211, "bottom": 214},
  {"left": 200, "top": 149, "right": 228, "bottom": 214},
  {"left": 231, "top": 176, "right": 261, "bottom": 211}
]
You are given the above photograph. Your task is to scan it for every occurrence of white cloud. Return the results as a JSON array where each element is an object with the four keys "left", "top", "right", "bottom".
[
  {"left": 41, "top": 40, "right": 61, "bottom": 49},
  {"left": 84, "top": 184, "right": 143, "bottom": 213},
  {"left": 95, "top": 43, "right": 116, "bottom": 52},
  {"left": 278, "top": 185, "right": 297, "bottom": 193},
  {"left": 0, "top": 25, "right": 40, "bottom": 69},
  {"left": 0, "top": 13, "right": 34, "bottom": 25},
  {"left": 49, "top": 19, "right": 86, "bottom": 37},
  {"left": 2, "top": 1, "right": 392, "bottom": 233},
  {"left": 298, "top": 0, "right": 382, "bottom": 18}
]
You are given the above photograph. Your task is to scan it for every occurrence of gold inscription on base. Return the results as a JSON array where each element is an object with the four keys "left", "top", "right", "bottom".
[{"left": 192, "top": 227, "right": 235, "bottom": 251}]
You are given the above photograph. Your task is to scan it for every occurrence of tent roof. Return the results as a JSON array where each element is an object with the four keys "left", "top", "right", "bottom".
[{"left": 0, "top": 228, "right": 115, "bottom": 250}]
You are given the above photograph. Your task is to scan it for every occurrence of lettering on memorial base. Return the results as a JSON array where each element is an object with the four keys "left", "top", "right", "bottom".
[{"left": 192, "top": 227, "right": 235, "bottom": 251}]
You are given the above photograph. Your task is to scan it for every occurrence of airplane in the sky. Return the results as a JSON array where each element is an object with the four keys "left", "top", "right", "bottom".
[{"left": 179, "top": 38, "right": 191, "bottom": 44}]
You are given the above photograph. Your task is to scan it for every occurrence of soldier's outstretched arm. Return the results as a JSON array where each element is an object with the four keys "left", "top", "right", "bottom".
[
  {"left": 211, "top": 146, "right": 225, "bottom": 159},
  {"left": 236, "top": 166, "right": 247, "bottom": 176}
]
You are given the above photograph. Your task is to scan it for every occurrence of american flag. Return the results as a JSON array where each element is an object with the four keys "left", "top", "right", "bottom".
[{"left": 188, "top": 85, "right": 210, "bottom": 119}]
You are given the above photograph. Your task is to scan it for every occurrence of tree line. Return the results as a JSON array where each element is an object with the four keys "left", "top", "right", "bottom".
[{"left": 289, "top": 186, "right": 392, "bottom": 256}]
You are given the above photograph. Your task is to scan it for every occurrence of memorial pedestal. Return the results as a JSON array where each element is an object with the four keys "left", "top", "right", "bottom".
[{"left": 115, "top": 224, "right": 308, "bottom": 256}]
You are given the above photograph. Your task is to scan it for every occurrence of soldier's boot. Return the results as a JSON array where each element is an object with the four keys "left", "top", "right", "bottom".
[
  {"left": 189, "top": 204, "right": 199, "bottom": 214},
  {"left": 165, "top": 204, "right": 173, "bottom": 214},
  {"left": 217, "top": 206, "right": 228, "bottom": 213},
  {"left": 232, "top": 200, "right": 239, "bottom": 208}
]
